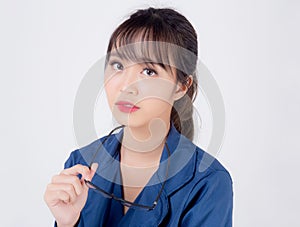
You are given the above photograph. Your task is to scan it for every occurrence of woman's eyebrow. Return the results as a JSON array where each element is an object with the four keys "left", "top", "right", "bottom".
[{"left": 107, "top": 53, "right": 169, "bottom": 70}]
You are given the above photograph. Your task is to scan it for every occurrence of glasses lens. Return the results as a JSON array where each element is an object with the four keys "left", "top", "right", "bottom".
[
  {"left": 120, "top": 201, "right": 153, "bottom": 210},
  {"left": 120, "top": 201, "right": 134, "bottom": 208}
]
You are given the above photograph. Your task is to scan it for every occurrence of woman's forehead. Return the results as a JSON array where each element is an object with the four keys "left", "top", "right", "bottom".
[{"left": 109, "top": 41, "right": 177, "bottom": 67}]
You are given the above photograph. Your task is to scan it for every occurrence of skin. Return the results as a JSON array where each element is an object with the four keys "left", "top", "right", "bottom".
[
  {"left": 44, "top": 46, "right": 192, "bottom": 225},
  {"left": 104, "top": 55, "right": 180, "bottom": 145},
  {"left": 44, "top": 163, "right": 98, "bottom": 227},
  {"left": 104, "top": 54, "right": 189, "bottom": 214}
]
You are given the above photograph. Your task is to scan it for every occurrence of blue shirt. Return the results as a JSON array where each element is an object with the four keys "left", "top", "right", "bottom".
[{"left": 56, "top": 124, "right": 233, "bottom": 226}]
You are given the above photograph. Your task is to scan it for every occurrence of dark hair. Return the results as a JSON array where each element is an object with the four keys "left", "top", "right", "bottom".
[{"left": 106, "top": 7, "right": 198, "bottom": 140}]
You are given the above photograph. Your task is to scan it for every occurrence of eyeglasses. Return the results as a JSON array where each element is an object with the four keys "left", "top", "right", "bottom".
[{"left": 84, "top": 125, "right": 171, "bottom": 210}]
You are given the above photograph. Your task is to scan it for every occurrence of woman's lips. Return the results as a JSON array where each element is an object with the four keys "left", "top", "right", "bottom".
[{"left": 115, "top": 101, "right": 140, "bottom": 113}]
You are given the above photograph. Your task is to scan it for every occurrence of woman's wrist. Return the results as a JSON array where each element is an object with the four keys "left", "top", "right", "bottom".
[{"left": 56, "top": 213, "right": 81, "bottom": 227}]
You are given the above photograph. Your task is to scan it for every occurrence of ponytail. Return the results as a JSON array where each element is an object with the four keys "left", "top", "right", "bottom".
[{"left": 171, "top": 71, "right": 198, "bottom": 141}]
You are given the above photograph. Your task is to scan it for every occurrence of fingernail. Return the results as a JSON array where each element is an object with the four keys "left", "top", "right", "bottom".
[{"left": 91, "top": 163, "right": 99, "bottom": 172}]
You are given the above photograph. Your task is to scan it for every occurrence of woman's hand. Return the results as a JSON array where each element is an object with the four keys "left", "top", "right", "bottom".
[{"left": 44, "top": 163, "right": 98, "bottom": 227}]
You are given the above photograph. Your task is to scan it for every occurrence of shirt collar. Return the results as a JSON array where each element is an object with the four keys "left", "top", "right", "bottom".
[{"left": 81, "top": 122, "right": 197, "bottom": 196}]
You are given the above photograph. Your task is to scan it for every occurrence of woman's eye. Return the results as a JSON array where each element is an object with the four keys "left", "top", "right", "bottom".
[
  {"left": 111, "top": 62, "right": 123, "bottom": 71},
  {"left": 142, "top": 68, "right": 157, "bottom": 77}
]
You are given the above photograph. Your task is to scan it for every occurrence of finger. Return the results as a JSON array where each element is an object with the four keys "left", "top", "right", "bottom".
[
  {"left": 51, "top": 174, "right": 84, "bottom": 196},
  {"left": 86, "top": 163, "right": 99, "bottom": 181},
  {"left": 46, "top": 183, "right": 77, "bottom": 204},
  {"left": 60, "top": 164, "right": 90, "bottom": 179},
  {"left": 44, "top": 185, "right": 70, "bottom": 206}
]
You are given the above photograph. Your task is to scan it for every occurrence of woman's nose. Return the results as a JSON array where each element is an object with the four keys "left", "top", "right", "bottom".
[{"left": 120, "top": 66, "right": 139, "bottom": 95}]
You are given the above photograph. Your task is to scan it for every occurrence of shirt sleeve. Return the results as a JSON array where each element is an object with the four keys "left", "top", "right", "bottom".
[
  {"left": 54, "top": 216, "right": 81, "bottom": 227},
  {"left": 64, "top": 149, "right": 81, "bottom": 168},
  {"left": 180, "top": 170, "right": 233, "bottom": 227}
]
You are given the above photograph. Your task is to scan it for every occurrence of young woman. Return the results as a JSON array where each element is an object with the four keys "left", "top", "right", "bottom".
[{"left": 44, "top": 7, "right": 233, "bottom": 227}]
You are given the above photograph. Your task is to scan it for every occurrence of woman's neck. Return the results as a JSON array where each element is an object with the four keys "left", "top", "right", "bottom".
[
  {"left": 120, "top": 121, "right": 170, "bottom": 203},
  {"left": 120, "top": 121, "right": 170, "bottom": 167}
]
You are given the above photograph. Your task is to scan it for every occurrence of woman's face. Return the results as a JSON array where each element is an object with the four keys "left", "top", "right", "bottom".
[{"left": 104, "top": 50, "right": 183, "bottom": 130}]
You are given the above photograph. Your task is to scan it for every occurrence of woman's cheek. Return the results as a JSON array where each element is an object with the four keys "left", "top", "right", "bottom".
[
  {"left": 138, "top": 79, "right": 176, "bottom": 103},
  {"left": 105, "top": 83, "right": 118, "bottom": 110}
]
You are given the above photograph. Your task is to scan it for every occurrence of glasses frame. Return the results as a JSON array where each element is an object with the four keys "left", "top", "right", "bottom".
[{"left": 84, "top": 125, "right": 171, "bottom": 211}]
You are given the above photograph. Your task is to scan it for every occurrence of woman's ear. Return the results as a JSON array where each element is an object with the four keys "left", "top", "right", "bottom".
[{"left": 173, "top": 75, "right": 193, "bottom": 101}]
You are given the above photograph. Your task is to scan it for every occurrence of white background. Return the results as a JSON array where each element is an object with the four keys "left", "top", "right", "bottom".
[{"left": 0, "top": 0, "right": 299, "bottom": 226}]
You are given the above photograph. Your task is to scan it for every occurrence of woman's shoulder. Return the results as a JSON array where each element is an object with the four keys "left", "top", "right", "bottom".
[
  {"left": 168, "top": 124, "right": 232, "bottom": 184},
  {"left": 195, "top": 145, "right": 232, "bottom": 181},
  {"left": 174, "top": 145, "right": 233, "bottom": 226},
  {"left": 63, "top": 135, "right": 111, "bottom": 168},
  {"left": 164, "top": 127, "right": 233, "bottom": 199},
  {"left": 184, "top": 144, "right": 233, "bottom": 208},
  {"left": 181, "top": 141, "right": 233, "bottom": 197},
  {"left": 170, "top": 126, "right": 232, "bottom": 186}
]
